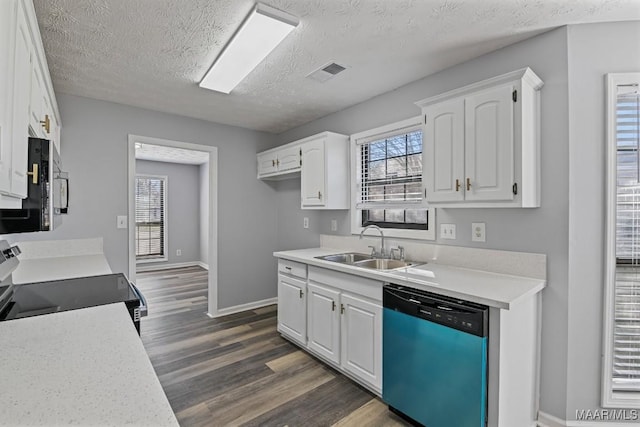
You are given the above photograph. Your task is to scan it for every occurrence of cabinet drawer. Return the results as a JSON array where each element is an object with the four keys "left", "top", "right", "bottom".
[
  {"left": 308, "top": 266, "right": 382, "bottom": 302},
  {"left": 278, "top": 259, "right": 307, "bottom": 279}
]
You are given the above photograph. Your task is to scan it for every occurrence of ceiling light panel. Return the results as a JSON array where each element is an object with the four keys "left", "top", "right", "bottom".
[{"left": 199, "top": 3, "right": 299, "bottom": 94}]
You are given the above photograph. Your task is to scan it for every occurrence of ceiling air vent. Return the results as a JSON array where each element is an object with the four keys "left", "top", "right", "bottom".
[{"left": 306, "top": 62, "right": 347, "bottom": 83}]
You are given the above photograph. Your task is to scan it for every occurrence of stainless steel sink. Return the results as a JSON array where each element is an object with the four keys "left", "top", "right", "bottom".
[
  {"left": 353, "top": 258, "right": 418, "bottom": 270},
  {"left": 315, "top": 252, "right": 372, "bottom": 264},
  {"left": 316, "top": 252, "right": 420, "bottom": 271}
]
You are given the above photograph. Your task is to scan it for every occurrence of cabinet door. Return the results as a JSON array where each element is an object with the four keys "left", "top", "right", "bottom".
[
  {"left": 9, "top": 1, "right": 31, "bottom": 198},
  {"left": 277, "top": 145, "right": 300, "bottom": 172},
  {"left": 307, "top": 282, "right": 340, "bottom": 364},
  {"left": 464, "top": 85, "right": 515, "bottom": 201},
  {"left": 257, "top": 152, "right": 278, "bottom": 177},
  {"left": 29, "top": 62, "right": 43, "bottom": 137},
  {"left": 423, "top": 98, "right": 465, "bottom": 202},
  {"left": 277, "top": 275, "right": 306, "bottom": 346},
  {"left": 301, "top": 139, "right": 325, "bottom": 206},
  {"left": 0, "top": 0, "right": 16, "bottom": 195},
  {"left": 340, "top": 293, "right": 382, "bottom": 391}
]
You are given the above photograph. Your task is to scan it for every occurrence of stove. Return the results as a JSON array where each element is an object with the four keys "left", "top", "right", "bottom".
[{"left": 0, "top": 241, "right": 147, "bottom": 334}]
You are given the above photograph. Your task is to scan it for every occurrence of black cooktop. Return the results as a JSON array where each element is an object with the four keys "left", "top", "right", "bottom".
[{"left": 0, "top": 273, "right": 139, "bottom": 320}]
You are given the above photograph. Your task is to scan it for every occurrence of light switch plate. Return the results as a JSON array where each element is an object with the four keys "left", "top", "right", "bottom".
[
  {"left": 303, "top": 217, "right": 309, "bottom": 229},
  {"left": 472, "top": 222, "right": 486, "bottom": 242},
  {"left": 440, "top": 223, "right": 456, "bottom": 240},
  {"left": 117, "top": 215, "right": 127, "bottom": 229},
  {"left": 331, "top": 219, "right": 337, "bottom": 232}
]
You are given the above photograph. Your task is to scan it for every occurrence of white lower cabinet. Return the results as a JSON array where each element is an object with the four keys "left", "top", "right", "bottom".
[
  {"left": 340, "top": 293, "right": 382, "bottom": 391},
  {"left": 277, "top": 274, "right": 306, "bottom": 346},
  {"left": 276, "top": 259, "right": 383, "bottom": 394},
  {"left": 307, "top": 282, "right": 340, "bottom": 364}
]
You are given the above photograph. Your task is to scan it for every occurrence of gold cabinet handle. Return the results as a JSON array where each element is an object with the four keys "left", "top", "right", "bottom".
[
  {"left": 340, "top": 303, "right": 345, "bottom": 314},
  {"left": 40, "top": 114, "right": 50, "bottom": 134},
  {"left": 299, "top": 289, "right": 303, "bottom": 299},
  {"left": 26, "top": 163, "right": 38, "bottom": 184},
  {"left": 455, "top": 179, "right": 461, "bottom": 192},
  {"left": 276, "top": 159, "right": 280, "bottom": 167},
  {"left": 332, "top": 301, "right": 336, "bottom": 311},
  {"left": 466, "top": 178, "right": 471, "bottom": 191},
  {"left": 318, "top": 190, "right": 322, "bottom": 199},
  {"left": 272, "top": 159, "right": 275, "bottom": 167}
]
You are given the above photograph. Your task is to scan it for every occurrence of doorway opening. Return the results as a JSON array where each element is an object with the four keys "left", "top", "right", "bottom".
[{"left": 127, "top": 135, "right": 219, "bottom": 316}]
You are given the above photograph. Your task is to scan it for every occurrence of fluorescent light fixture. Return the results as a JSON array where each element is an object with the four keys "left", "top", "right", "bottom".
[{"left": 199, "top": 3, "right": 299, "bottom": 94}]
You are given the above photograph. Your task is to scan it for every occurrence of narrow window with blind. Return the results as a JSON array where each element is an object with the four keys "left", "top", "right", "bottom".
[
  {"left": 351, "top": 118, "right": 435, "bottom": 240},
  {"left": 604, "top": 73, "right": 640, "bottom": 407},
  {"left": 135, "top": 175, "right": 167, "bottom": 262}
]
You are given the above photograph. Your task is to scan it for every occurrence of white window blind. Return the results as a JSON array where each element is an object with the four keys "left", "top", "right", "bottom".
[
  {"left": 135, "top": 176, "right": 166, "bottom": 259},
  {"left": 614, "top": 84, "right": 640, "bottom": 391},
  {"left": 356, "top": 127, "right": 423, "bottom": 209}
]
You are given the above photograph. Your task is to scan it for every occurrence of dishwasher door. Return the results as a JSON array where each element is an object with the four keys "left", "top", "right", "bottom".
[{"left": 382, "top": 284, "right": 489, "bottom": 427}]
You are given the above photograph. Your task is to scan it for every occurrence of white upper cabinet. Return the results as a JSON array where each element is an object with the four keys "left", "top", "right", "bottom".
[
  {"left": 423, "top": 98, "right": 464, "bottom": 202},
  {"left": 257, "top": 131, "right": 349, "bottom": 210},
  {"left": 464, "top": 84, "right": 515, "bottom": 201},
  {"left": 256, "top": 144, "right": 301, "bottom": 178},
  {"left": 299, "top": 132, "right": 349, "bottom": 210},
  {"left": 0, "top": 0, "right": 62, "bottom": 203},
  {"left": 9, "top": 0, "right": 33, "bottom": 198},
  {"left": 300, "top": 138, "right": 325, "bottom": 206},
  {"left": 417, "top": 68, "right": 543, "bottom": 208}
]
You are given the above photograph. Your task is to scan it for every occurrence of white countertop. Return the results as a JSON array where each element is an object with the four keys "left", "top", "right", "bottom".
[
  {"left": 0, "top": 303, "right": 178, "bottom": 426},
  {"left": 12, "top": 254, "right": 112, "bottom": 284},
  {"left": 274, "top": 248, "right": 545, "bottom": 309}
]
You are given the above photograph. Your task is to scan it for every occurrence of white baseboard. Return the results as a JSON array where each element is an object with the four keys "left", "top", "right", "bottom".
[
  {"left": 136, "top": 261, "right": 205, "bottom": 272},
  {"left": 538, "top": 412, "right": 567, "bottom": 427},
  {"left": 538, "top": 411, "right": 640, "bottom": 427},
  {"left": 197, "top": 261, "right": 209, "bottom": 270},
  {"left": 208, "top": 297, "right": 277, "bottom": 318}
]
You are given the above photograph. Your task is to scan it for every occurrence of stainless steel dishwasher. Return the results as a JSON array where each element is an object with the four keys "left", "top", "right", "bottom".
[{"left": 382, "top": 283, "right": 489, "bottom": 427}]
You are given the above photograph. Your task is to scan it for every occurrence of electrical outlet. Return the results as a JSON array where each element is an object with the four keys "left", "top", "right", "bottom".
[
  {"left": 116, "top": 216, "right": 127, "bottom": 229},
  {"left": 440, "top": 223, "right": 456, "bottom": 240},
  {"left": 303, "top": 217, "right": 309, "bottom": 229},
  {"left": 472, "top": 223, "right": 486, "bottom": 242},
  {"left": 176, "top": 249, "right": 182, "bottom": 256},
  {"left": 331, "top": 219, "right": 337, "bottom": 232}
]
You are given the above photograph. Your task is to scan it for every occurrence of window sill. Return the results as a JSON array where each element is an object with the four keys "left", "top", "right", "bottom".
[{"left": 136, "top": 257, "right": 168, "bottom": 264}]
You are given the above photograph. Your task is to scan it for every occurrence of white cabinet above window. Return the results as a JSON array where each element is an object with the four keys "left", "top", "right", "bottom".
[{"left": 416, "top": 68, "right": 543, "bottom": 208}]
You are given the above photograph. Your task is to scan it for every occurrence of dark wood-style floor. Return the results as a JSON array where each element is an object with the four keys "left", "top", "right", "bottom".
[{"left": 136, "top": 266, "right": 408, "bottom": 427}]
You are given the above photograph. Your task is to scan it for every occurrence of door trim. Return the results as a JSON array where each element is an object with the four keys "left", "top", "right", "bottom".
[{"left": 127, "top": 134, "right": 219, "bottom": 316}]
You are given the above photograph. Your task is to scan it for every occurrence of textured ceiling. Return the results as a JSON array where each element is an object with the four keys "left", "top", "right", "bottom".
[
  {"left": 135, "top": 144, "right": 209, "bottom": 165},
  {"left": 33, "top": 0, "right": 640, "bottom": 134}
]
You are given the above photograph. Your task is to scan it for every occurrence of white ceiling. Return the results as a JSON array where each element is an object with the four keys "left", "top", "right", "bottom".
[
  {"left": 33, "top": 0, "right": 640, "bottom": 134},
  {"left": 135, "top": 144, "right": 209, "bottom": 165}
]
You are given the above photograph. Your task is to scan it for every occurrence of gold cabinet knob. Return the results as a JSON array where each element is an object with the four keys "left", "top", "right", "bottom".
[
  {"left": 26, "top": 163, "right": 38, "bottom": 184},
  {"left": 40, "top": 114, "right": 50, "bottom": 134}
]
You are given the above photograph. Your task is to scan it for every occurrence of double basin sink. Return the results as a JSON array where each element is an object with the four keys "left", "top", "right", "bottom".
[{"left": 315, "top": 252, "right": 420, "bottom": 271}]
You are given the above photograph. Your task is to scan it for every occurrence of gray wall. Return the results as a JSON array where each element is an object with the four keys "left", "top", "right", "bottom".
[
  {"left": 566, "top": 21, "right": 640, "bottom": 420},
  {"left": 8, "top": 94, "right": 279, "bottom": 310},
  {"left": 135, "top": 159, "right": 200, "bottom": 266},
  {"left": 199, "top": 162, "right": 209, "bottom": 266},
  {"left": 277, "top": 27, "right": 571, "bottom": 419}
]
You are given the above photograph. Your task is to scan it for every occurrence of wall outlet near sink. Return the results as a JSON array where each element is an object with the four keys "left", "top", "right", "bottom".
[
  {"left": 472, "top": 223, "right": 486, "bottom": 242},
  {"left": 176, "top": 249, "right": 182, "bottom": 256}
]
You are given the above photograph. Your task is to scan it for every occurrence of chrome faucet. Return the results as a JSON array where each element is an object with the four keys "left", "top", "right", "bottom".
[{"left": 359, "top": 225, "right": 386, "bottom": 258}]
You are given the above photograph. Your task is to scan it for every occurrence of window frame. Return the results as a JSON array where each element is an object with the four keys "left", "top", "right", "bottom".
[
  {"left": 135, "top": 174, "right": 168, "bottom": 264},
  {"left": 350, "top": 116, "right": 436, "bottom": 240},
  {"left": 603, "top": 72, "right": 640, "bottom": 408}
]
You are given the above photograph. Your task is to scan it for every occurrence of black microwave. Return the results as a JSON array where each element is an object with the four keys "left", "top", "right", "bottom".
[{"left": 0, "top": 138, "right": 68, "bottom": 234}]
